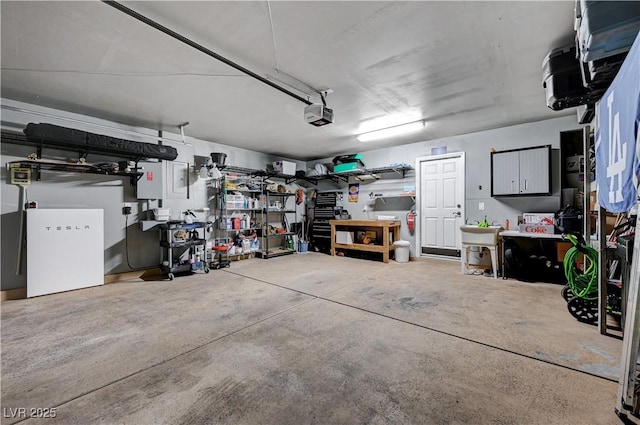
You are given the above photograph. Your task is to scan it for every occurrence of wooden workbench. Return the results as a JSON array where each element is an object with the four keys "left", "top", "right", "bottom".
[{"left": 330, "top": 219, "right": 401, "bottom": 263}]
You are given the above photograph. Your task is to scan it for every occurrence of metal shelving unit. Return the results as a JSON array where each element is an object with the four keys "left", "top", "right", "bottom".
[
  {"left": 256, "top": 191, "right": 296, "bottom": 259},
  {"left": 210, "top": 172, "right": 263, "bottom": 261}
]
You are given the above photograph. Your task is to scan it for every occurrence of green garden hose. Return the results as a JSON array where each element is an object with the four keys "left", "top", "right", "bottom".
[{"left": 563, "top": 234, "right": 599, "bottom": 300}]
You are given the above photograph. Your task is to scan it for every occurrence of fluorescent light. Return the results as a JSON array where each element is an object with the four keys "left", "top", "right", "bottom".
[{"left": 357, "top": 120, "right": 425, "bottom": 142}]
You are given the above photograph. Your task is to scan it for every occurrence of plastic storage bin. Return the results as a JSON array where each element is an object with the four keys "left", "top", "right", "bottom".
[
  {"left": 542, "top": 45, "right": 591, "bottom": 111},
  {"left": 393, "top": 240, "right": 411, "bottom": 263},
  {"left": 153, "top": 208, "right": 171, "bottom": 221},
  {"left": 273, "top": 161, "right": 296, "bottom": 176},
  {"left": 577, "top": 0, "right": 640, "bottom": 62}
]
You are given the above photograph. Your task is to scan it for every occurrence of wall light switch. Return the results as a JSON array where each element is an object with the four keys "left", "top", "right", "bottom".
[{"left": 479, "top": 202, "right": 485, "bottom": 211}]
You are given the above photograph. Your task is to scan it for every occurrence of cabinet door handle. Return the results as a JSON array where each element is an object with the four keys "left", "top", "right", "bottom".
[
  {"left": 524, "top": 180, "right": 528, "bottom": 191},
  {"left": 511, "top": 181, "right": 515, "bottom": 191}
]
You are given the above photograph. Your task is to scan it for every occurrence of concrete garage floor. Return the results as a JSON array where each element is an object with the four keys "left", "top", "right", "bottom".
[{"left": 1, "top": 254, "right": 626, "bottom": 424}]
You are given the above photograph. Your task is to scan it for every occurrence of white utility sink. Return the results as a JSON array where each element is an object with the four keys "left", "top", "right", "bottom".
[
  {"left": 459, "top": 225, "right": 503, "bottom": 279},
  {"left": 459, "top": 225, "right": 503, "bottom": 246}
]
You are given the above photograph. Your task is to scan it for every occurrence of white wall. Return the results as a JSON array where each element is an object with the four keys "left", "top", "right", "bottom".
[
  {"left": 1, "top": 97, "right": 580, "bottom": 286},
  {"left": 309, "top": 115, "right": 581, "bottom": 257},
  {"left": 1, "top": 99, "right": 304, "bottom": 290}
]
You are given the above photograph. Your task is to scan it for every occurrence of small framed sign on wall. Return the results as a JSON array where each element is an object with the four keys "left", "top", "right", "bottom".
[{"left": 9, "top": 167, "right": 31, "bottom": 187}]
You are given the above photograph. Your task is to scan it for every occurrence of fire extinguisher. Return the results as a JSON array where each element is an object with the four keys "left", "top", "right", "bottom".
[{"left": 406, "top": 210, "right": 416, "bottom": 234}]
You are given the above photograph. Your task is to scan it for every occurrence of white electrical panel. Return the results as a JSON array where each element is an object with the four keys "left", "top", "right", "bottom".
[{"left": 137, "top": 161, "right": 164, "bottom": 199}]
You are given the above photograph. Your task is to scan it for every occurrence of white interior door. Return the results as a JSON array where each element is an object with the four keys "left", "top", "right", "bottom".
[{"left": 417, "top": 153, "right": 465, "bottom": 256}]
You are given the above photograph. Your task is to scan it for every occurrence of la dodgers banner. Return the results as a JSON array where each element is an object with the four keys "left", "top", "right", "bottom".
[{"left": 595, "top": 32, "right": 640, "bottom": 213}]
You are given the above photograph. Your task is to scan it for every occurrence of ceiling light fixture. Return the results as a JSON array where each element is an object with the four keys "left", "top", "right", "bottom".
[{"left": 357, "top": 120, "right": 426, "bottom": 143}]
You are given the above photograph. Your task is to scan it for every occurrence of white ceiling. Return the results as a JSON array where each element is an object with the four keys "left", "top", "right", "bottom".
[{"left": 1, "top": 1, "right": 576, "bottom": 160}]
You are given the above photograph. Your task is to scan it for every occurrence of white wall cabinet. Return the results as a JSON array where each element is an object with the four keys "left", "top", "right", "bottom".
[
  {"left": 491, "top": 145, "right": 551, "bottom": 196},
  {"left": 492, "top": 150, "right": 520, "bottom": 195}
]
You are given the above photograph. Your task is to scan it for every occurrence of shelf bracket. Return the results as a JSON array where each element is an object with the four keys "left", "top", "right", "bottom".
[
  {"left": 332, "top": 174, "right": 349, "bottom": 183},
  {"left": 285, "top": 176, "right": 321, "bottom": 185},
  {"left": 129, "top": 173, "right": 143, "bottom": 187},
  {"left": 35, "top": 145, "right": 42, "bottom": 181},
  {"left": 391, "top": 167, "right": 404, "bottom": 178},
  {"left": 130, "top": 160, "right": 143, "bottom": 186}
]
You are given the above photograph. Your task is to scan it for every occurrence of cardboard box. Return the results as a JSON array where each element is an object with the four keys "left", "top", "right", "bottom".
[
  {"left": 519, "top": 224, "right": 555, "bottom": 234},
  {"left": 590, "top": 213, "right": 621, "bottom": 238},
  {"left": 556, "top": 241, "right": 572, "bottom": 261},
  {"left": 522, "top": 213, "right": 555, "bottom": 225},
  {"left": 355, "top": 230, "right": 377, "bottom": 244},
  {"left": 606, "top": 213, "right": 619, "bottom": 235},
  {"left": 273, "top": 161, "right": 296, "bottom": 176},
  {"left": 589, "top": 191, "right": 598, "bottom": 211},
  {"left": 336, "top": 231, "right": 354, "bottom": 244},
  {"left": 557, "top": 241, "right": 584, "bottom": 267}
]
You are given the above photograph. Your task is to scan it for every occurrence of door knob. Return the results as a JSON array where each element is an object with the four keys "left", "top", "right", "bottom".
[{"left": 453, "top": 211, "right": 461, "bottom": 217}]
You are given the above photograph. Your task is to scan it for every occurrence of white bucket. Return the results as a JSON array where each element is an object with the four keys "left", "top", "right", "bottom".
[
  {"left": 393, "top": 240, "right": 411, "bottom": 263},
  {"left": 468, "top": 246, "right": 491, "bottom": 266},
  {"left": 241, "top": 239, "right": 251, "bottom": 252}
]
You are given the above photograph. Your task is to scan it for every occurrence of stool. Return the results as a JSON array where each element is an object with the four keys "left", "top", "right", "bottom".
[
  {"left": 211, "top": 245, "right": 231, "bottom": 269},
  {"left": 460, "top": 244, "right": 499, "bottom": 279}
]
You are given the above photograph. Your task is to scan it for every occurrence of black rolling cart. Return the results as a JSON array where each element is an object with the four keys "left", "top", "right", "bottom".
[{"left": 159, "top": 221, "right": 209, "bottom": 280}]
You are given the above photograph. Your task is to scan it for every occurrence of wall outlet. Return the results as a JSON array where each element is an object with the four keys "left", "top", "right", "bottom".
[
  {"left": 479, "top": 202, "right": 485, "bottom": 211},
  {"left": 122, "top": 203, "right": 132, "bottom": 215},
  {"left": 362, "top": 205, "right": 368, "bottom": 212}
]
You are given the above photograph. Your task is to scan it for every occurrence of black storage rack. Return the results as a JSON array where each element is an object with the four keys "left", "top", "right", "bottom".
[
  {"left": 217, "top": 163, "right": 413, "bottom": 185},
  {"left": 1, "top": 130, "right": 159, "bottom": 185}
]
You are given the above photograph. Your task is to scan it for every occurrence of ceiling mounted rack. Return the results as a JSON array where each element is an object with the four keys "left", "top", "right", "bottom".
[
  {"left": 329, "top": 165, "right": 414, "bottom": 183},
  {"left": 217, "top": 165, "right": 268, "bottom": 177},
  {"left": 217, "top": 163, "right": 413, "bottom": 185}
]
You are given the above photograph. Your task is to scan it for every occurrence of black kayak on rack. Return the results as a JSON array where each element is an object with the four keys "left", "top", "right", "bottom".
[{"left": 23, "top": 123, "right": 178, "bottom": 161}]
